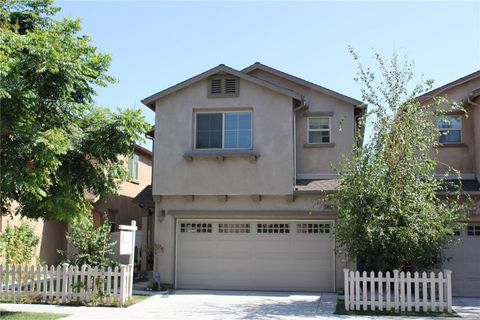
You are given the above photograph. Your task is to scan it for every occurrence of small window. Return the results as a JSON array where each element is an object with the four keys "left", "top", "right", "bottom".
[
  {"left": 437, "top": 115, "right": 461, "bottom": 143},
  {"left": 297, "top": 223, "right": 330, "bottom": 234},
  {"left": 127, "top": 154, "right": 139, "bottom": 180},
  {"left": 195, "top": 111, "right": 252, "bottom": 149},
  {"left": 218, "top": 223, "right": 250, "bottom": 233},
  {"left": 107, "top": 209, "right": 117, "bottom": 233},
  {"left": 467, "top": 225, "right": 480, "bottom": 236},
  {"left": 180, "top": 223, "right": 212, "bottom": 233},
  {"left": 208, "top": 77, "right": 239, "bottom": 97},
  {"left": 308, "top": 117, "right": 331, "bottom": 144},
  {"left": 257, "top": 223, "right": 290, "bottom": 234}
]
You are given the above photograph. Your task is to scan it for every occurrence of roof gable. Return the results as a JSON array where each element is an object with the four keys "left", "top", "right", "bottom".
[
  {"left": 242, "top": 62, "right": 362, "bottom": 106},
  {"left": 417, "top": 70, "right": 480, "bottom": 103},
  {"left": 141, "top": 64, "right": 303, "bottom": 110}
]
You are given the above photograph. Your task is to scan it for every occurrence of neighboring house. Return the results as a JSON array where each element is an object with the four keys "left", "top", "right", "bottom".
[
  {"left": 418, "top": 71, "right": 480, "bottom": 297},
  {"left": 140, "top": 63, "right": 364, "bottom": 292},
  {"left": 92, "top": 145, "right": 153, "bottom": 270},
  {"left": 0, "top": 216, "right": 67, "bottom": 266},
  {"left": 0, "top": 144, "right": 153, "bottom": 268}
]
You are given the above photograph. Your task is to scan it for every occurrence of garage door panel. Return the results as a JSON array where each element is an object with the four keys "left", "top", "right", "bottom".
[
  {"left": 442, "top": 224, "right": 480, "bottom": 297},
  {"left": 176, "top": 219, "right": 334, "bottom": 291}
]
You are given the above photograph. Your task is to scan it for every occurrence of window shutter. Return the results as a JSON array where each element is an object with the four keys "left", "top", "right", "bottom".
[
  {"left": 225, "top": 78, "right": 237, "bottom": 94},
  {"left": 210, "top": 79, "right": 222, "bottom": 94}
]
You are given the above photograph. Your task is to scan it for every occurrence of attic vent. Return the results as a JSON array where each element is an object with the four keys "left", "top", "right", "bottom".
[
  {"left": 208, "top": 76, "right": 239, "bottom": 98},
  {"left": 225, "top": 79, "right": 237, "bottom": 94},
  {"left": 210, "top": 79, "right": 222, "bottom": 94}
]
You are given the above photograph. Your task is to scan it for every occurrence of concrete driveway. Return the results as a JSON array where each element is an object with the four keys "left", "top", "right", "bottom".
[{"left": 0, "top": 290, "right": 479, "bottom": 319}]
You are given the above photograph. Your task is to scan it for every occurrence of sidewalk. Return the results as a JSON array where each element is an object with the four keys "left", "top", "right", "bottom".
[{"left": 0, "top": 292, "right": 478, "bottom": 319}]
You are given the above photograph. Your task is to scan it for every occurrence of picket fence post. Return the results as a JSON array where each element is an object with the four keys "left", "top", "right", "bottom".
[
  {"left": 119, "top": 264, "right": 126, "bottom": 306},
  {"left": 343, "top": 269, "right": 349, "bottom": 311},
  {"left": 61, "top": 263, "right": 69, "bottom": 303},
  {"left": 445, "top": 269, "right": 452, "bottom": 313}
]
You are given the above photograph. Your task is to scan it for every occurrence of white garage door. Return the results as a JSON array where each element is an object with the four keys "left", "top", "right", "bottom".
[
  {"left": 176, "top": 220, "right": 334, "bottom": 291},
  {"left": 443, "top": 224, "right": 480, "bottom": 297}
]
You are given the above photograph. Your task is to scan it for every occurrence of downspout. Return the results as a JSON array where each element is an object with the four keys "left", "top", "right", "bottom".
[
  {"left": 293, "top": 96, "right": 308, "bottom": 188},
  {"left": 145, "top": 132, "right": 154, "bottom": 187},
  {"left": 467, "top": 97, "right": 480, "bottom": 107}
]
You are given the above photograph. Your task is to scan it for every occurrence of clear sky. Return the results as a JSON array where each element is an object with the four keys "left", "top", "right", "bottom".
[{"left": 57, "top": 1, "right": 480, "bottom": 149}]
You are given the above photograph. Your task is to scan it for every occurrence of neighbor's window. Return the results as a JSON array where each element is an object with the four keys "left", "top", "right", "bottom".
[
  {"left": 128, "top": 154, "right": 139, "bottom": 180},
  {"left": 195, "top": 111, "right": 252, "bottom": 149},
  {"left": 437, "top": 115, "right": 461, "bottom": 144},
  {"left": 307, "top": 117, "right": 330, "bottom": 144},
  {"left": 107, "top": 210, "right": 117, "bottom": 233}
]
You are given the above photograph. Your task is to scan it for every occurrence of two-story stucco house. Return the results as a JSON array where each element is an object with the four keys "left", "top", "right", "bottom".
[
  {"left": 141, "top": 63, "right": 364, "bottom": 292},
  {"left": 92, "top": 145, "right": 153, "bottom": 271},
  {"left": 418, "top": 71, "right": 480, "bottom": 297}
]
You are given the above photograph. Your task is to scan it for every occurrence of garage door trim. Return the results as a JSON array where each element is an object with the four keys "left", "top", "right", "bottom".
[{"left": 174, "top": 218, "right": 336, "bottom": 291}]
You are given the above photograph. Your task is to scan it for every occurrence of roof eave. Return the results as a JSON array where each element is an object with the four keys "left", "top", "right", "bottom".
[
  {"left": 417, "top": 70, "right": 480, "bottom": 103},
  {"left": 141, "top": 64, "right": 303, "bottom": 109},
  {"left": 242, "top": 62, "right": 362, "bottom": 106}
]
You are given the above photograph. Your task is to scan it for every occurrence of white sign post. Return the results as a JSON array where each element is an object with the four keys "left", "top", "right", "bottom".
[{"left": 119, "top": 220, "right": 137, "bottom": 297}]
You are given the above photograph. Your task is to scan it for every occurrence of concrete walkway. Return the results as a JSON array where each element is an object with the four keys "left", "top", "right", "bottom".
[{"left": 0, "top": 290, "right": 478, "bottom": 319}]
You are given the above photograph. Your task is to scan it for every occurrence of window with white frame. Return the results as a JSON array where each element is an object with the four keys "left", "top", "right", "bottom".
[
  {"left": 195, "top": 111, "right": 252, "bottom": 149},
  {"left": 467, "top": 224, "right": 480, "bottom": 236},
  {"left": 257, "top": 223, "right": 290, "bottom": 234},
  {"left": 437, "top": 115, "right": 461, "bottom": 144},
  {"left": 296, "top": 223, "right": 330, "bottom": 234},
  {"left": 127, "top": 154, "right": 139, "bottom": 180},
  {"left": 218, "top": 223, "right": 250, "bottom": 233},
  {"left": 180, "top": 223, "right": 212, "bottom": 233},
  {"left": 307, "top": 117, "right": 330, "bottom": 144}
]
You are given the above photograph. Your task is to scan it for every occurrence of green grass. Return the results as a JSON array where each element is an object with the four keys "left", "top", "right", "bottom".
[
  {"left": 124, "top": 294, "right": 152, "bottom": 306},
  {"left": 0, "top": 311, "right": 67, "bottom": 319},
  {"left": 335, "top": 300, "right": 459, "bottom": 317},
  {"left": 0, "top": 294, "right": 152, "bottom": 308}
]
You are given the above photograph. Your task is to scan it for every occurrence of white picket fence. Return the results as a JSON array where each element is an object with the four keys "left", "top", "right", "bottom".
[
  {"left": 344, "top": 269, "right": 452, "bottom": 313},
  {"left": 0, "top": 264, "right": 133, "bottom": 306}
]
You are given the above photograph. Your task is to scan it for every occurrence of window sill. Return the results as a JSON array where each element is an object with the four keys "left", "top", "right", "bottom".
[
  {"left": 183, "top": 149, "right": 260, "bottom": 162},
  {"left": 436, "top": 143, "right": 467, "bottom": 148},
  {"left": 304, "top": 143, "right": 335, "bottom": 148},
  {"left": 129, "top": 180, "right": 140, "bottom": 185}
]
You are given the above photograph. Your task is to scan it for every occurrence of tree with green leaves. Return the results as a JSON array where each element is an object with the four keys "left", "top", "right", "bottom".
[
  {"left": 332, "top": 50, "right": 467, "bottom": 272},
  {"left": 60, "top": 215, "right": 116, "bottom": 267},
  {"left": 0, "top": 0, "right": 150, "bottom": 221},
  {"left": 0, "top": 222, "right": 40, "bottom": 264}
]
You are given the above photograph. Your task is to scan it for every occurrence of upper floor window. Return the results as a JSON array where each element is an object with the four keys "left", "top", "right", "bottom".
[
  {"left": 127, "top": 154, "right": 139, "bottom": 180},
  {"left": 196, "top": 111, "right": 252, "bottom": 149},
  {"left": 437, "top": 115, "right": 461, "bottom": 144},
  {"left": 307, "top": 117, "right": 330, "bottom": 144},
  {"left": 208, "top": 76, "right": 239, "bottom": 98}
]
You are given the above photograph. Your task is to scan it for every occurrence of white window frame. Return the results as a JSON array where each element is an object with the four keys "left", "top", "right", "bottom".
[
  {"left": 128, "top": 154, "right": 139, "bottom": 180},
  {"left": 194, "top": 110, "right": 252, "bottom": 150},
  {"left": 437, "top": 115, "right": 462, "bottom": 144},
  {"left": 307, "top": 117, "right": 331, "bottom": 144}
]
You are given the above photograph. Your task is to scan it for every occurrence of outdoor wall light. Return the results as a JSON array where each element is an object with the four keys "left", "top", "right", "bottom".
[{"left": 157, "top": 208, "right": 166, "bottom": 222}]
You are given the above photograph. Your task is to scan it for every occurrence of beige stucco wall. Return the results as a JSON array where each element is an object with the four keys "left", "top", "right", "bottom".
[
  {"left": 429, "top": 77, "right": 480, "bottom": 175},
  {"left": 247, "top": 69, "right": 356, "bottom": 177},
  {"left": 296, "top": 95, "right": 355, "bottom": 176},
  {"left": 153, "top": 78, "right": 295, "bottom": 196},
  {"left": 93, "top": 151, "right": 152, "bottom": 230},
  {"left": 153, "top": 194, "right": 351, "bottom": 292},
  {"left": 0, "top": 215, "right": 67, "bottom": 265}
]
